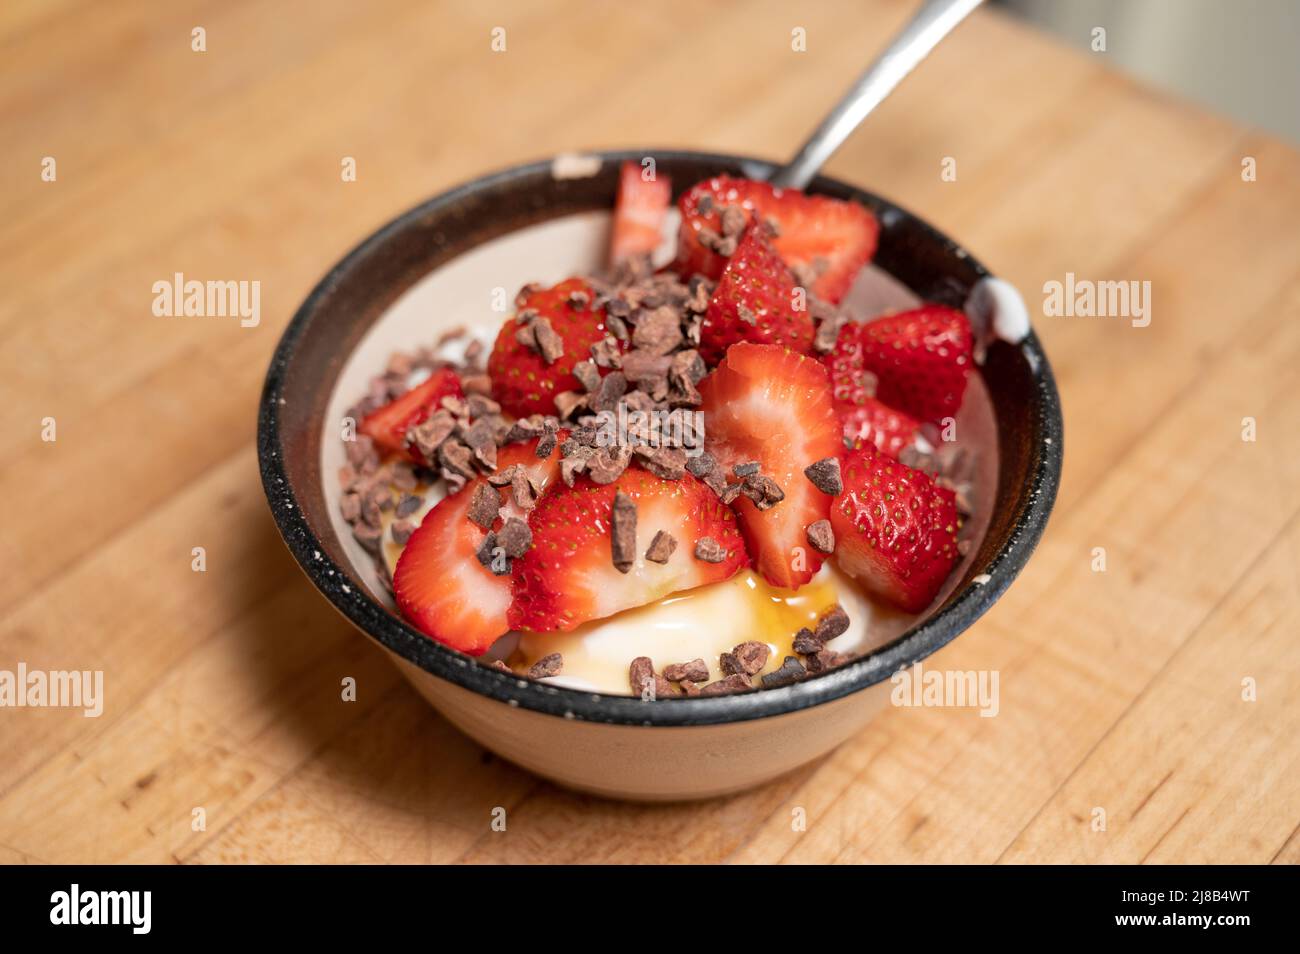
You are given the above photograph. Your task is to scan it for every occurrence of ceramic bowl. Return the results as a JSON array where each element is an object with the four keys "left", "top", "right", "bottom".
[{"left": 258, "top": 150, "right": 1062, "bottom": 801}]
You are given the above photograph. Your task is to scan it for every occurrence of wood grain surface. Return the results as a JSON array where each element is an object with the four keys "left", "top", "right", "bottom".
[{"left": 1, "top": 0, "right": 1296, "bottom": 864}]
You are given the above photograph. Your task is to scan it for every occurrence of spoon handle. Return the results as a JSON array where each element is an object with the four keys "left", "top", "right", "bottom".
[{"left": 770, "top": 0, "right": 983, "bottom": 190}]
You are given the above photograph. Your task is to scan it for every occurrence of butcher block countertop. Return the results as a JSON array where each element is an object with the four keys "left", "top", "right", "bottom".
[{"left": 2, "top": 0, "right": 1297, "bottom": 864}]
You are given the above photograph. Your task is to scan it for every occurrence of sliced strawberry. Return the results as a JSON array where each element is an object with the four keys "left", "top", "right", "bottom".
[
  {"left": 836, "top": 397, "right": 922, "bottom": 459},
  {"left": 675, "top": 176, "right": 879, "bottom": 303},
  {"left": 830, "top": 442, "right": 960, "bottom": 613},
  {"left": 829, "top": 305, "right": 973, "bottom": 426},
  {"left": 359, "top": 367, "right": 462, "bottom": 458},
  {"left": 392, "top": 438, "right": 562, "bottom": 655},
  {"left": 487, "top": 278, "right": 624, "bottom": 418},
  {"left": 509, "top": 468, "right": 747, "bottom": 633},
  {"left": 698, "top": 225, "right": 815, "bottom": 365},
  {"left": 609, "top": 159, "right": 672, "bottom": 265},
  {"left": 697, "top": 342, "right": 842, "bottom": 589}
]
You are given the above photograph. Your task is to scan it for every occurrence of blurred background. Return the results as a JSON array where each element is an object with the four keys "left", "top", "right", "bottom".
[{"left": 997, "top": 0, "right": 1300, "bottom": 142}]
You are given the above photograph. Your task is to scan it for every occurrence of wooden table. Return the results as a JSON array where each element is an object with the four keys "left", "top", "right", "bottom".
[{"left": 2, "top": 0, "right": 1296, "bottom": 865}]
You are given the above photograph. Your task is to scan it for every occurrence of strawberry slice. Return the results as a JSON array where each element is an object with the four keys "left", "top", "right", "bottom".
[
  {"left": 509, "top": 468, "right": 747, "bottom": 633},
  {"left": 487, "top": 278, "right": 623, "bottom": 418},
  {"left": 393, "top": 438, "right": 562, "bottom": 655},
  {"left": 359, "top": 367, "right": 462, "bottom": 458},
  {"left": 830, "top": 442, "right": 960, "bottom": 613},
  {"left": 675, "top": 176, "right": 879, "bottom": 303},
  {"left": 698, "top": 225, "right": 815, "bottom": 365},
  {"left": 829, "top": 306, "right": 973, "bottom": 426},
  {"left": 697, "top": 342, "right": 842, "bottom": 589},
  {"left": 609, "top": 159, "right": 672, "bottom": 265}
]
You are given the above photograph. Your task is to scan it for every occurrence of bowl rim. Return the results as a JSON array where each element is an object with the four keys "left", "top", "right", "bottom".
[{"left": 258, "top": 148, "right": 1063, "bottom": 727}]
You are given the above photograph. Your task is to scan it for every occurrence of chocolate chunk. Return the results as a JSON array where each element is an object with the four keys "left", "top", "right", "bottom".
[
  {"left": 669, "top": 349, "right": 706, "bottom": 386},
  {"left": 644, "top": 529, "right": 677, "bottom": 564},
  {"left": 497, "top": 517, "right": 533, "bottom": 558},
  {"left": 620, "top": 349, "right": 672, "bottom": 383},
  {"left": 611, "top": 490, "right": 637, "bottom": 573},
  {"left": 632, "top": 306, "right": 684, "bottom": 356},
  {"left": 698, "top": 673, "right": 753, "bottom": 696},
  {"left": 527, "top": 653, "right": 563, "bottom": 679},
  {"left": 653, "top": 675, "right": 682, "bottom": 698},
  {"left": 352, "top": 521, "right": 383, "bottom": 553},
  {"left": 803, "top": 456, "right": 842, "bottom": 495},
  {"left": 475, "top": 532, "right": 510, "bottom": 575},
  {"left": 488, "top": 659, "right": 514, "bottom": 674},
  {"left": 439, "top": 439, "right": 476, "bottom": 482},
  {"left": 535, "top": 419, "right": 559, "bottom": 457},
  {"left": 514, "top": 321, "right": 538, "bottom": 350},
  {"left": 638, "top": 446, "right": 688, "bottom": 480},
  {"left": 554, "top": 390, "right": 588, "bottom": 420},
  {"left": 792, "top": 627, "right": 822, "bottom": 655},
  {"left": 629, "top": 656, "right": 655, "bottom": 696},
  {"left": 721, "top": 641, "right": 769, "bottom": 676},
  {"left": 344, "top": 434, "right": 378, "bottom": 469},
  {"left": 532, "top": 316, "right": 565, "bottom": 364},
  {"left": 760, "top": 656, "right": 807, "bottom": 689},
  {"left": 462, "top": 418, "right": 498, "bottom": 470},
  {"left": 664, "top": 658, "right": 709, "bottom": 683},
  {"left": 587, "top": 445, "right": 632, "bottom": 485},
  {"left": 732, "top": 460, "right": 760, "bottom": 478},
  {"left": 487, "top": 464, "right": 519, "bottom": 487},
  {"left": 589, "top": 371, "right": 628, "bottom": 413},
  {"left": 719, "top": 204, "right": 747, "bottom": 238},
  {"left": 391, "top": 518, "right": 416, "bottom": 546},
  {"left": 813, "top": 312, "right": 848, "bottom": 355},
  {"left": 694, "top": 537, "right": 726, "bottom": 563},
  {"left": 568, "top": 288, "right": 591, "bottom": 310},
  {"left": 719, "top": 482, "right": 744, "bottom": 505},
  {"left": 805, "top": 648, "right": 848, "bottom": 674},
  {"left": 466, "top": 482, "right": 501, "bottom": 530},
  {"left": 390, "top": 460, "right": 418, "bottom": 491},
  {"left": 685, "top": 451, "right": 717, "bottom": 479},
  {"left": 806, "top": 518, "right": 835, "bottom": 554},
  {"left": 814, "top": 604, "right": 850, "bottom": 643},
  {"left": 590, "top": 335, "right": 622, "bottom": 369},
  {"left": 572, "top": 359, "right": 602, "bottom": 392},
  {"left": 340, "top": 492, "right": 362, "bottom": 523},
  {"left": 742, "top": 474, "right": 785, "bottom": 510},
  {"left": 511, "top": 469, "right": 538, "bottom": 509}
]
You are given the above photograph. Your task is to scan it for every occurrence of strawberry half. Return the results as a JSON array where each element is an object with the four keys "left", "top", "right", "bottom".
[
  {"left": 359, "top": 367, "right": 463, "bottom": 458},
  {"left": 828, "top": 305, "right": 973, "bottom": 426},
  {"left": 487, "top": 278, "right": 623, "bottom": 418},
  {"left": 393, "top": 438, "right": 562, "bottom": 655},
  {"left": 830, "top": 442, "right": 960, "bottom": 613},
  {"left": 698, "top": 225, "right": 815, "bottom": 365},
  {"left": 675, "top": 176, "right": 879, "bottom": 303},
  {"left": 509, "top": 468, "right": 747, "bottom": 633},
  {"left": 609, "top": 159, "right": 672, "bottom": 265},
  {"left": 697, "top": 342, "right": 842, "bottom": 589}
]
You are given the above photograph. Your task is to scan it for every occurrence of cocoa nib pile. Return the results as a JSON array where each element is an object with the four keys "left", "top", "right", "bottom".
[{"left": 626, "top": 602, "right": 852, "bottom": 698}]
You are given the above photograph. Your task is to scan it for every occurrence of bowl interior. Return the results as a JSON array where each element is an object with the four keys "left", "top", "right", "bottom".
[{"left": 259, "top": 151, "right": 1062, "bottom": 726}]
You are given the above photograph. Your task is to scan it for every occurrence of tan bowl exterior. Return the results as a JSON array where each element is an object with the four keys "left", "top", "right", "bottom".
[{"left": 391, "top": 654, "right": 888, "bottom": 801}]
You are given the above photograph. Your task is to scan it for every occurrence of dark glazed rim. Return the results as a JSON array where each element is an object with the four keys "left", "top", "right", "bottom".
[{"left": 258, "top": 149, "right": 1063, "bottom": 727}]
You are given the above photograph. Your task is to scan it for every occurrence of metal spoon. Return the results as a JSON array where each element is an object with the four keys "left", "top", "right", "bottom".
[{"left": 770, "top": 0, "right": 984, "bottom": 190}]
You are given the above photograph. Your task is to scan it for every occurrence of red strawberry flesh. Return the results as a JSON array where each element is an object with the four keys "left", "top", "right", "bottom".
[
  {"left": 830, "top": 442, "right": 960, "bottom": 613},
  {"left": 697, "top": 342, "right": 842, "bottom": 589}
]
